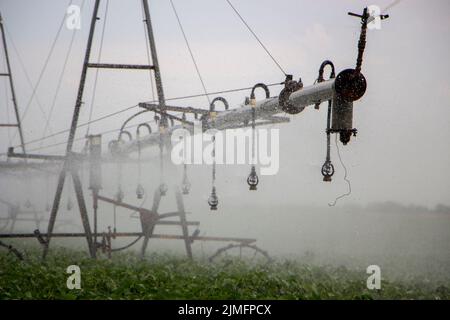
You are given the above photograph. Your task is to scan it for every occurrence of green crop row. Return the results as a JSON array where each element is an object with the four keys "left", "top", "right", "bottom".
[{"left": 0, "top": 247, "right": 449, "bottom": 300}]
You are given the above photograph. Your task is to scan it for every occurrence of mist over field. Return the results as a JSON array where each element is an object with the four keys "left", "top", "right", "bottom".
[{"left": 2, "top": 158, "right": 449, "bottom": 283}]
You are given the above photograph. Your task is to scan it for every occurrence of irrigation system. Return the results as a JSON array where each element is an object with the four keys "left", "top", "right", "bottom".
[{"left": 0, "top": 1, "right": 389, "bottom": 261}]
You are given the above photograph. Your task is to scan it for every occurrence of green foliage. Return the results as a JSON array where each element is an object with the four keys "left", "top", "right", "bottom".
[{"left": 0, "top": 248, "right": 448, "bottom": 300}]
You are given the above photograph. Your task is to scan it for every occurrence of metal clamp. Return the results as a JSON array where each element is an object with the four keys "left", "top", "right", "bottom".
[{"left": 279, "top": 75, "right": 304, "bottom": 114}]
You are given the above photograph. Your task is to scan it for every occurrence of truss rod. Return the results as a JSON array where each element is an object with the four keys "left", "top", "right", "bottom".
[
  {"left": 97, "top": 194, "right": 187, "bottom": 220},
  {"left": 0, "top": 124, "right": 18, "bottom": 127},
  {"left": 139, "top": 103, "right": 209, "bottom": 115},
  {"left": 0, "top": 232, "right": 256, "bottom": 244},
  {"left": 7, "top": 148, "right": 82, "bottom": 161},
  {"left": 87, "top": 63, "right": 154, "bottom": 70}
]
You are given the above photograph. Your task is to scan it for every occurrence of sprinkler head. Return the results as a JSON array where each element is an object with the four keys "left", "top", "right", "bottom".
[
  {"left": 181, "top": 177, "right": 191, "bottom": 195},
  {"left": 321, "top": 161, "right": 335, "bottom": 182},
  {"left": 247, "top": 166, "right": 259, "bottom": 191},
  {"left": 208, "top": 187, "right": 219, "bottom": 211},
  {"left": 159, "top": 183, "right": 168, "bottom": 196},
  {"left": 136, "top": 184, "right": 144, "bottom": 199}
]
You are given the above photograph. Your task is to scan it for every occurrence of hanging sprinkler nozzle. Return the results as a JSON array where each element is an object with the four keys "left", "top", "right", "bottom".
[
  {"left": 247, "top": 165, "right": 259, "bottom": 190},
  {"left": 208, "top": 186, "right": 219, "bottom": 211},
  {"left": 321, "top": 160, "right": 335, "bottom": 182},
  {"left": 136, "top": 184, "right": 144, "bottom": 199},
  {"left": 159, "top": 183, "right": 168, "bottom": 196}
]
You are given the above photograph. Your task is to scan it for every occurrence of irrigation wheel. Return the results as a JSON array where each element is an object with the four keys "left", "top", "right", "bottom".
[{"left": 208, "top": 243, "right": 272, "bottom": 266}]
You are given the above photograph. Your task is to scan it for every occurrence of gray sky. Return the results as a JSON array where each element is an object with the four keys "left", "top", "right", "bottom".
[{"left": 1, "top": 0, "right": 450, "bottom": 208}]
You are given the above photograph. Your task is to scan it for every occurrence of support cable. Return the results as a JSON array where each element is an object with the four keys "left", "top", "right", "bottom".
[
  {"left": 4, "top": 27, "right": 54, "bottom": 142},
  {"left": 225, "top": 0, "right": 287, "bottom": 76},
  {"left": 15, "top": 104, "right": 138, "bottom": 149},
  {"left": 11, "top": 0, "right": 73, "bottom": 140},
  {"left": 27, "top": 117, "right": 150, "bottom": 153},
  {"left": 12, "top": 82, "right": 284, "bottom": 150},
  {"left": 86, "top": 0, "right": 110, "bottom": 136},
  {"left": 41, "top": 0, "right": 87, "bottom": 149},
  {"left": 153, "top": 82, "right": 282, "bottom": 103},
  {"left": 169, "top": 0, "right": 211, "bottom": 105}
]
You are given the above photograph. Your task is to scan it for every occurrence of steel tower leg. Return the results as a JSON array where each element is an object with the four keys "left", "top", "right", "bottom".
[
  {"left": 140, "top": 188, "right": 161, "bottom": 259},
  {"left": 141, "top": 0, "right": 167, "bottom": 123},
  {"left": 43, "top": 0, "right": 101, "bottom": 259},
  {"left": 0, "top": 12, "right": 26, "bottom": 154}
]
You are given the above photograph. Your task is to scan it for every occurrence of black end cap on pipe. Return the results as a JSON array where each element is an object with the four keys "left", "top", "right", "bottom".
[{"left": 334, "top": 69, "right": 367, "bottom": 102}]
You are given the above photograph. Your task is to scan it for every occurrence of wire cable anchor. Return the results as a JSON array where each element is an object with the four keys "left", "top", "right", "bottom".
[{"left": 279, "top": 75, "right": 304, "bottom": 114}]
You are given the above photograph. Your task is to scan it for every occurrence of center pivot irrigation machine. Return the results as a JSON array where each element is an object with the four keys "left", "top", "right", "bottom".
[{"left": 0, "top": 1, "right": 389, "bottom": 261}]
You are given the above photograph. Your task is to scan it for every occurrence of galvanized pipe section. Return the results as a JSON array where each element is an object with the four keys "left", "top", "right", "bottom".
[
  {"left": 117, "top": 79, "right": 336, "bottom": 153},
  {"left": 206, "top": 79, "right": 335, "bottom": 130}
]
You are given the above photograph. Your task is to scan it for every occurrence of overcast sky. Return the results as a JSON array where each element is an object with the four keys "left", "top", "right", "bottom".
[{"left": 1, "top": 0, "right": 449, "bottom": 208}]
